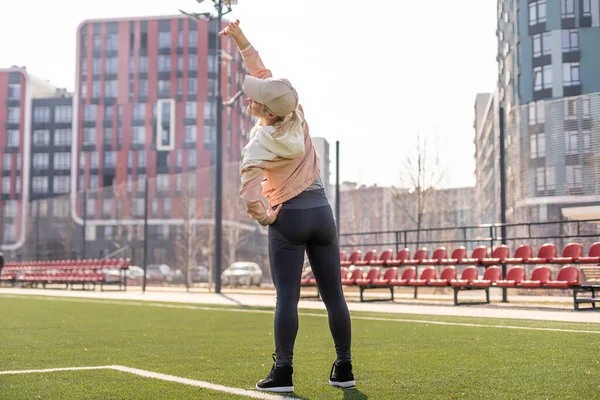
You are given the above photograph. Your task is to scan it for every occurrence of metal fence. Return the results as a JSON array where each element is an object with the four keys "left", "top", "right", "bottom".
[{"left": 1, "top": 161, "right": 273, "bottom": 288}]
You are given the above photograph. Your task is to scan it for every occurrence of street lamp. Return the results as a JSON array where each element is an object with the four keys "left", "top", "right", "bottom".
[{"left": 180, "top": 0, "right": 236, "bottom": 294}]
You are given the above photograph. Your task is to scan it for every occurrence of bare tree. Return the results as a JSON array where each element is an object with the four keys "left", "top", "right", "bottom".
[
  {"left": 172, "top": 175, "right": 207, "bottom": 292},
  {"left": 393, "top": 133, "right": 446, "bottom": 248}
]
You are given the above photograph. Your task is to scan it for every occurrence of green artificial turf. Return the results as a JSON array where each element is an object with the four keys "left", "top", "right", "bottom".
[{"left": 0, "top": 295, "right": 599, "bottom": 399}]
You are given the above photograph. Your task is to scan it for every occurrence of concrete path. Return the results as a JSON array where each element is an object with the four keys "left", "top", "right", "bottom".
[{"left": 1, "top": 287, "right": 598, "bottom": 324}]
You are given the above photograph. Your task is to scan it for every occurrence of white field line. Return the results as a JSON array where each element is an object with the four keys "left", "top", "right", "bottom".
[
  {"left": 2, "top": 294, "right": 600, "bottom": 335},
  {"left": 0, "top": 365, "right": 296, "bottom": 400}
]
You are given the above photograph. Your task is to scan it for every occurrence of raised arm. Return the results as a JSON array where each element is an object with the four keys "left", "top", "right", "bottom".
[{"left": 219, "top": 19, "right": 272, "bottom": 79}]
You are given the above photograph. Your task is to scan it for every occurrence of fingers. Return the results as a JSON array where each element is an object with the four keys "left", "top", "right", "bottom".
[{"left": 218, "top": 20, "right": 241, "bottom": 36}]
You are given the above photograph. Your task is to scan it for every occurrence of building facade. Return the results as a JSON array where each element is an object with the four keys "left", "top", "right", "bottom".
[
  {"left": 72, "top": 16, "right": 253, "bottom": 263},
  {"left": 473, "top": 91, "right": 501, "bottom": 224},
  {"left": 1, "top": 68, "right": 57, "bottom": 254},
  {"left": 493, "top": 0, "right": 600, "bottom": 224}
]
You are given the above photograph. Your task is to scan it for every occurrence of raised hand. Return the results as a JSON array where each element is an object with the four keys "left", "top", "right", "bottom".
[{"left": 219, "top": 19, "right": 241, "bottom": 37}]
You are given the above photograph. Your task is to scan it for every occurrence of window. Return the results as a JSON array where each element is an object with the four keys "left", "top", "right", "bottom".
[
  {"left": 582, "top": 0, "right": 591, "bottom": 16},
  {"left": 81, "top": 58, "right": 88, "bottom": 76},
  {"left": 564, "top": 98, "right": 577, "bottom": 119},
  {"left": 177, "top": 78, "right": 183, "bottom": 96},
  {"left": 2, "top": 177, "right": 10, "bottom": 193},
  {"left": 15, "top": 178, "right": 20, "bottom": 194},
  {"left": 104, "top": 127, "right": 113, "bottom": 143},
  {"left": 85, "top": 199, "right": 95, "bottom": 218},
  {"left": 536, "top": 166, "right": 555, "bottom": 191},
  {"left": 132, "top": 126, "right": 146, "bottom": 144},
  {"left": 177, "top": 55, "right": 184, "bottom": 71},
  {"left": 83, "top": 128, "right": 96, "bottom": 145},
  {"left": 92, "top": 80, "right": 101, "bottom": 97},
  {"left": 156, "top": 99, "right": 175, "bottom": 151},
  {"left": 5, "top": 200, "right": 18, "bottom": 217},
  {"left": 158, "top": 55, "right": 171, "bottom": 72},
  {"left": 137, "top": 151, "right": 146, "bottom": 168},
  {"left": 8, "top": 83, "right": 21, "bottom": 100},
  {"left": 32, "top": 177, "right": 48, "bottom": 193},
  {"left": 104, "top": 151, "right": 116, "bottom": 167},
  {"left": 103, "top": 200, "right": 112, "bottom": 218},
  {"left": 533, "top": 32, "right": 551, "bottom": 57},
  {"left": 90, "top": 151, "right": 99, "bottom": 168},
  {"left": 137, "top": 175, "right": 146, "bottom": 193},
  {"left": 106, "top": 33, "right": 118, "bottom": 51},
  {"left": 208, "top": 54, "right": 217, "bottom": 73},
  {"left": 33, "top": 130, "right": 50, "bottom": 146},
  {"left": 566, "top": 165, "right": 583, "bottom": 189},
  {"left": 133, "top": 103, "right": 146, "bottom": 120},
  {"left": 530, "top": 0, "right": 547, "bottom": 25},
  {"left": 157, "top": 174, "right": 170, "bottom": 191},
  {"left": 53, "top": 176, "right": 70, "bottom": 193},
  {"left": 583, "top": 130, "right": 591, "bottom": 153},
  {"left": 127, "top": 152, "right": 133, "bottom": 168},
  {"left": 565, "top": 131, "right": 578, "bottom": 155},
  {"left": 93, "top": 34, "right": 102, "bottom": 50},
  {"left": 533, "top": 65, "right": 552, "bottom": 91},
  {"left": 4, "top": 224, "right": 16, "bottom": 241},
  {"left": 33, "top": 107, "right": 50, "bottom": 123},
  {"left": 188, "top": 78, "right": 197, "bottom": 95},
  {"left": 204, "top": 102, "right": 215, "bottom": 121},
  {"left": 54, "top": 152, "right": 71, "bottom": 170},
  {"left": 54, "top": 106, "right": 72, "bottom": 123},
  {"left": 33, "top": 153, "right": 49, "bottom": 169},
  {"left": 132, "top": 198, "right": 144, "bottom": 217},
  {"left": 89, "top": 175, "right": 99, "bottom": 188},
  {"left": 185, "top": 101, "right": 197, "bottom": 119},
  {"left": 54, "top": 129, "right": 71, "bottom": 146},
  {"left": 6, "top": 130, "right": 19, "bottom": 147},
  {"left": 3, "top": 155, "right": 12, "bottom": 170},
  {"left": 158, "top": 80, "right": 170, "bottom": 96},
  {"left": 7, "top": 107, "right": 20, "bottom": 123},
  {"left": 139, "top": 56, "right": 148, "bottom": 73},
  {"left": 84, "top": 104, "right": 97, "bottom": 121},
  {"left": 582, "top": 98, "right": 590, "bottom": 117},
  {"left": 158, "top": 32, "right": 171, "bottom": 48},
  {"left": 188, "top": 55, "right": 198, "bottom": 71},
  {"left": 104, "top": 80, "right": 117, "bottom": 98},
  {"left": 188, "top": 29, "right": 197, "bottom": 47},
  {"left": 163, "top": 199, "right": 171, "bottom": 216},
  {"left": 528, "top": 101, "right": 545, "bottom": 125},
  {"left": 178, "top": 30, "right": 184, "bottom": 47},
  {"left": 139, "top": 79, "right": 148, "bottom": 97},
  {"left": 187, "top": 150, "right": 197, "bottom": 167},
  {"left": 93, "top": 58, "right": 101, "bottom": 74},
  {"left": 563, "top": 62, "right": 580, "bottom": 86},
  {"left": 562, "top": 29, "right": 578, "bottom": 52},
  {"left": 185, "top": 125, "right": 197, "bottom": 143},
  {"left": 204, "top": 125, "right": 216, "bottom": 147},
  {"left": 105, "top": 57, "right": 118, "bottom": 75},
  {"left": 561, "top": 0, "right": 574, "bottom": 18},
  {"left": 530, "top": 133, "right": 546, "bottom": 159}
]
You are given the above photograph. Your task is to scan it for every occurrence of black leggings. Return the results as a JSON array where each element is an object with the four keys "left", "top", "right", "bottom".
[{"left": 268, "top": 204, "right": 352, "bottom": 367}]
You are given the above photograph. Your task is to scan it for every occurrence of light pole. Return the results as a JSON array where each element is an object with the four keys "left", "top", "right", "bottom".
[{"left": 180, "top": 0, "right": 236, "bottom": 294}]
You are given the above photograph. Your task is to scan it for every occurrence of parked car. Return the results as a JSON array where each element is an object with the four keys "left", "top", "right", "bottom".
[
  {"left": 221, "top": 262, "right": 262, "bottom": 287},
  {"left": 145, "top": 264, "right": 175, "bottom": 283},
  {"left": 191, "top": 265, "right": 209, "bottom": 283}
]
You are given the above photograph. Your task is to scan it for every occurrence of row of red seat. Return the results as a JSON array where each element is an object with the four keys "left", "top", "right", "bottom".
[
  {"left": 340, "top": 242, "right": 600, "bottom": 267},
  {"left": 306, "top": 264, "right": 579, "bottom": 290},
  {"left": 3, "top": 258, "right": 131, "bottom": 272},
  {"left": 17, "top": 273, "right": 105, "bottom": 283}
]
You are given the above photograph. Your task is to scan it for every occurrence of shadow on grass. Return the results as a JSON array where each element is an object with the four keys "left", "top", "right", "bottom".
[{"left": 342, "top": 388, "right": 368, "bottom": 400}]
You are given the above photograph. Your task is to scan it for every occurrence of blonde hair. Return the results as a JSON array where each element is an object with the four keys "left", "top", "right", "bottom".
[{"left": 259, "top": 105, "right": 302, "bottom": 139}]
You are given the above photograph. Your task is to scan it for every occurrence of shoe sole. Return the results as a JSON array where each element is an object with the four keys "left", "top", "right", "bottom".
[
  {"left": 255, "top": 384, "right": 294, "bottom": 393},
  {"left": 329, "top": 380, "right": 356, "bottom": 389}
]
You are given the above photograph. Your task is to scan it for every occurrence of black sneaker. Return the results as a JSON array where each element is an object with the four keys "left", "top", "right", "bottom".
[
  {"left": 255, "top": 354, "right": 294, "bottom": 393},
  {"left": 329, "top": 361, "right": 355, "bottom": 389}
]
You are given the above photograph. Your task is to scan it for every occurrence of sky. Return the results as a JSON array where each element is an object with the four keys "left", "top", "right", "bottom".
[{"left": 0, "top": 0, "right": 498, "bottom": 189}]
